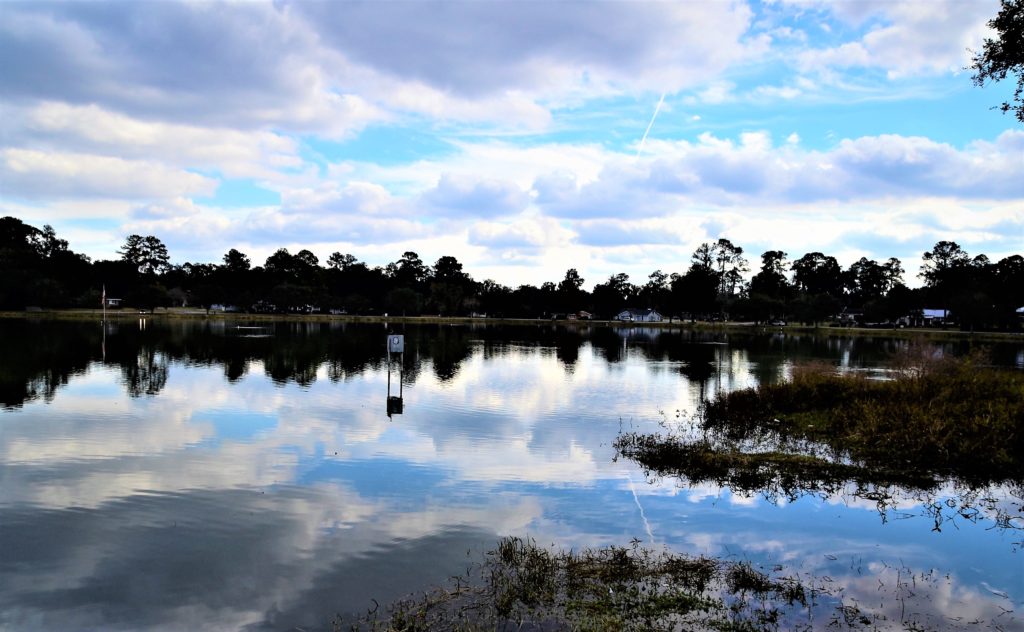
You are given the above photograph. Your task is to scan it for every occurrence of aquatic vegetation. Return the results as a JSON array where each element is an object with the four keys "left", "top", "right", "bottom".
[
  {"left": 614, "top": 350, "right": 1024, "bottom": 531},
  {"left": 339, "top": 536, "right": 815, "bottom": 631},
  {"left": 339, "top": 535, "right": 1015, "bottom": 631},
  {"left": 697, "top": 351, "right": 1024, "bottom": 481}
]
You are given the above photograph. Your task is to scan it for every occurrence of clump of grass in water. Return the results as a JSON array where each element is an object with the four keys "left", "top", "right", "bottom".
[
  {"left": 338, "top": 537, "right": 812, "bottom": 631},
  {"left": 687, "top": 349, "right": 1022, "bottom": 482},
  {"left": 614, "top": 348, "right": 1024, "bottom": 530}
]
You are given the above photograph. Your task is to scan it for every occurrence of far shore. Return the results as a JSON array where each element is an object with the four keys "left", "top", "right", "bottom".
[{"left": 3, "top": 308, "right": 1022, "bottom": 342}]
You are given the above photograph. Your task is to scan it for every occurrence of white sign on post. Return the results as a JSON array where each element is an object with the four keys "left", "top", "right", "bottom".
[{"left": 388, "top": 335, "right": 405, "bottom": 354}]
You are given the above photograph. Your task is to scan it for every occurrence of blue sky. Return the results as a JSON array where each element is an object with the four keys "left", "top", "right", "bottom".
[{"left": 1, "top": 0, "right": 1020, "bottom": 288}]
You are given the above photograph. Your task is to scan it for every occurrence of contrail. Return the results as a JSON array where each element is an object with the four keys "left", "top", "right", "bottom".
[
  {"left": 626, "top": 473, "right": 656, "bottom": 545},
  {"left": 635, "top": 92, "right": 666, "bottom": 159}
]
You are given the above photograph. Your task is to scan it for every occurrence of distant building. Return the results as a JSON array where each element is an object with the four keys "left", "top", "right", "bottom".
[
  {"left": 617, "top": 308, "right": 663, "bottom": 322},
  {"left": 922, "top": 308, "right": 949, "bottom": 324},
  {"left": 837, "top": 309, "right": 863, "bottom": 326}
]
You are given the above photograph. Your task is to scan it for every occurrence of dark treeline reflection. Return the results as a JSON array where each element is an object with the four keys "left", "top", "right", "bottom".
[{"left": 2, "top": 319, "right": 1022, "bottom": 409}]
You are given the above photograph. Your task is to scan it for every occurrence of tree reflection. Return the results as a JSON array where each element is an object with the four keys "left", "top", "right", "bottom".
[
  {"left": 0, "top": 319, "right": 99, "bottom": 408},
  {"left": 3, "top": 320, "right": 1022, "bottom": 417},
  {"left": 121, "top": 348, "right": 169, "bottom": 397}
]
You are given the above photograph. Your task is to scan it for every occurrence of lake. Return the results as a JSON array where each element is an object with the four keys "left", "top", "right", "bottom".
[{"left": 1, "top": 318, "right": 1021, "bottom": 631}]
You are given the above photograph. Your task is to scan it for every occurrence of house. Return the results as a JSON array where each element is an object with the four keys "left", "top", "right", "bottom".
[
  {"left": 922, "top": 308, "right": 949, "bottom": 325},
  {"left": 837, "top": 309, "right": 863, "bottom": 326},
  {"left": 617, "top": 307, "right": 663, "bottom": 323},
  {"left": 104, "top": 298, "right": 122, "bottom": 307},
  {"left": 577, "top": 311, "right": 593, "bottom": 320},
  {"left": 210, "top": 304, "right": 240, "bottom": 313}
]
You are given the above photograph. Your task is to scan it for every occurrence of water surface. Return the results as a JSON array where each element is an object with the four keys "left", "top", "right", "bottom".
[{"left": 1, "top": 319, "right": 1021, "bottom": 630}]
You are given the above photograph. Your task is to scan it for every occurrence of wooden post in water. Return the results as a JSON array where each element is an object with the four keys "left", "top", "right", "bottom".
[{"left": 386, "top": 334, "right": 405, "bottom": 418}]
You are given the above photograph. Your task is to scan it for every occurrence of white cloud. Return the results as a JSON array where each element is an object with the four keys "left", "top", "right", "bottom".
[
  {"left": 468, "top": 215, "right": 573, "bottom": 250},
  {"left": 422, "top": 173, "right": 531, "bottom": 218},
  {"left": 793, "top": 0, "right": 998, "bottom": 78},
  {"left": 0, "top": 148, "right": 217, "bottom": 199},
  {"left": 0, "top": 1, "right": 764, "bottom": 132},
  {"left": 22, "top": 102, "right": 303, "bottom": 180}
]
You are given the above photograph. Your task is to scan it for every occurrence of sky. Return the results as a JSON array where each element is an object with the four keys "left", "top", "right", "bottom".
[{"left": 1, "top": 0, "right": 1021, "bottom": 289}]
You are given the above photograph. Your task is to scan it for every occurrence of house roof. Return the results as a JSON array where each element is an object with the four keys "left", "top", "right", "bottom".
[{"left": 620, "top": 307, "right": 661, "bottom": 316}]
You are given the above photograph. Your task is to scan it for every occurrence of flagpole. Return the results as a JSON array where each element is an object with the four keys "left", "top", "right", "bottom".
[{"left": 102, "top": 284, "right": 106, "bottom": 322}]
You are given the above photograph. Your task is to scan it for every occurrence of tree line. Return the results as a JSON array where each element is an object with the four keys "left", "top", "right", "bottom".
[{"left": 1, "top": 216, "right": 1022, "bottom": 330}]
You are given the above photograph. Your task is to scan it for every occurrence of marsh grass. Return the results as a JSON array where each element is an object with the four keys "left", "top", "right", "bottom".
[
  {"left": 693, "top": 349, "right": 1024, "bottom": 481},
  {"left": 339, "top": 537, "right": 817, "bottom": 632},
  {"left": 614, "top": 348, "right": 1024, "bottom": 535},
  {"left": 339, "top": 535, "right": 1020, "bottom": 631}
]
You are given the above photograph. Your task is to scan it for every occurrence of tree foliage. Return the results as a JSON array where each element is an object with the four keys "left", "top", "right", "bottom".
[
  {"left": 971, "top": 0, "right": 1024, "bottom": 122},
  {"left": 1, "top": 216, "right": 1022, "bottom": 330},
  {"left": 119, "top": 234, "right": 170, "bottom": 275}
]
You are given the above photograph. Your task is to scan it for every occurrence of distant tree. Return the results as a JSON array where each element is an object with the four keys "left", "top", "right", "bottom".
[
  {"left": 970, "top": 0, "right": 1024, "bottom": 122},
  {"left": 294, "top": 249, "right": 319, "bottom": 268},
  {"left": 390, "top": 251, "right": 429, "bottom": 288},
  {"left": 429, "top": 255, "right": 472, "bottom": 315},
  {"left": 386, "top": 287, "right": 423, "bottom": 316},
  {"left": 690, "top": 242, "right": 715, "bottom": 271},
  {"left": 883, "top": 257, "right": 904, "bottom": 289},
  {"left": 847, "top": 257, "right": 904, "bottom": 306},
  {"left": 478, "top": 279, "right": 514, "bottom": 316},
  {"left": 919, "top": 241, "right": 973, "bottom": 315},
  {"left": 591, "top": 273, "right": 636, "bottom": 317},
  {"left": 0, "top": 216, "right": 42, "bottom": 254},
  {"left": 265, "top": 248, "right": 295, "bottom": 274},
  {"left": 791, "top": 252, "right": 844, "bottom": 297},
  {"left": 993, "top": 255, "right": 1024, "bottom": 327},
  {"left": 510, "top": 283, "right": 545, "bottom": 318},
  {"left": 919, "top": 241, "right": 970, "bottom": 285},
  {"left": 749, "top": 250, "right": 790, "bottom": 301},
  {"left": 118, "top": 235, "right": 144, "bottom": 267},
  {"left": 558, "top": 268, "right": 585, "bottom": 293},
  {"left": 640, "top": 270, "right": 670, "bottom": 314},
  {"left": 128, "top": 282, "right": 171, "bottom": 311},
  {"left": 141, "top": 235, "right": 169, "bottom": 275},
  {"left": 670, "top": 244, "right": 725, "bottom": 319},
  {"left": 432, "top": 255, "right": 467, "bottom": 282},
  {"left": 38, "top": 225, "right": 69, "bottom": 258},
  {"left": 879, "top": 283, "right": 920, "bottom": 322},
  {"left": 556, "top": 268, "right": 586, "bottom": 312},
  {"left": 119, "top": 234, "right": 170, "bottom": 275},
  {"left": 673, "top": 265, "right": 719, "bottom": 319},
  {"left": 222, "top": 248, "right": 251, "bottom": 272},
  {"left": 712, "top": 238, "right": 748, "bottom": 296},
  {"left": 327, "top": 252, "right": 357, "bottom": 270},
  {"left": 790, "top": 291, "right": 841, "bottom": 326}
]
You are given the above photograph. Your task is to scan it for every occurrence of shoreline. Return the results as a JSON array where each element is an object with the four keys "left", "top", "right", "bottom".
[{"left": 3, "top": 308, "right": 1021, "bottom": 342}]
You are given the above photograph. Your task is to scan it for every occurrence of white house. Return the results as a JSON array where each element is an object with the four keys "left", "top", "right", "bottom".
[
  {"left": 922, "top": 308, "right": 948, "bottom": 324},
  {"left": 617, "top": 308, "right": 663, "bottom": 322}
]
